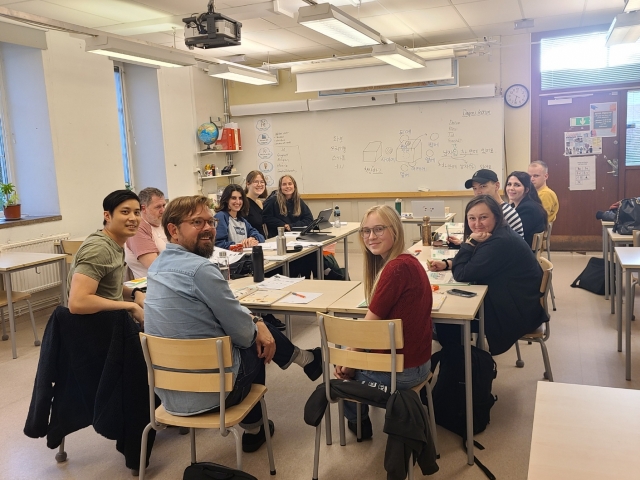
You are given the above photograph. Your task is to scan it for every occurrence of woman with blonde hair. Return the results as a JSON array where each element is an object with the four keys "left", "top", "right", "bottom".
[
  {"left": 243, "top": 170, "right": 269, "bottom": 237},
  {"left": 263, "top": 175, "right": 313, "bottom": 238},
  {"left": 334, "top": 204, "right": 433, "bottom": 440}
]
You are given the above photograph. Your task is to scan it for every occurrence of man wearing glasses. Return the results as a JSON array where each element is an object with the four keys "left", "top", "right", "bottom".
[{"left": 144, "top": 195, "right": 322, "bottom": 453}]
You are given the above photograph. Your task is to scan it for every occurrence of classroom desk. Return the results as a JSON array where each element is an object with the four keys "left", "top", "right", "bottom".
[
  {"left": 0, "top": 252, "right": 68, "bottom": 358},
  {"left": 401, "top": 213, "right": 457, "bottom": 248},
  {"left": 614, "top": 247, "right": 640, "bottom": 380},
  {"left": 607, "top": 228, "right": 634, "bottom": 315},
  {"left": 601, "top": 220, "right": 614, "bottom": 300},
  {"left": 528, "top": 381, "right": 640, "bottom": 480},
  {"left": 327, "top": 247, "right": 488, "bottom": 467}
]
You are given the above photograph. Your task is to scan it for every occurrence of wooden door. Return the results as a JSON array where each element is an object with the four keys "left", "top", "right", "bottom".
[{"left": 539, "top": 91, "right": 620, "bottom": 251}]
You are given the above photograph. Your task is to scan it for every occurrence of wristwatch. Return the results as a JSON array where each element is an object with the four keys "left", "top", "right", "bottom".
[
  {"left": 252, "top": 316, "right": 264, "bottom": 324},
  {"left": 466, "top": 238, "right": 478, "bottom": 247},
  {"left": 131, "top": 287, "right": 144, "bottom": 300}
]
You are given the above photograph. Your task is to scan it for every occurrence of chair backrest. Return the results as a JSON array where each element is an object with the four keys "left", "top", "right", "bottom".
[
  {"left": 633, "top": 229, "right": 640, "bottom": 248},
  {"left": 318, "top": 313, "right": 404, "bottom": 395},
  {"left": 538, "top": 257, "right": 553, "bottom": 314},
  {"left": 531, "top": 232, "right": 545, "bottom": 259},
  {"left": 60, "top": 240, "right": 83, "bottom": 265}
]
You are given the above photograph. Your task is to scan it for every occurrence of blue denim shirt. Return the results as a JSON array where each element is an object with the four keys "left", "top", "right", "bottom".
[{"left": 144, "top": 243, "right": 257, "bottom": 416}]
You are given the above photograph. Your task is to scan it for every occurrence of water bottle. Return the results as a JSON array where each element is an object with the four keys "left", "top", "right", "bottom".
[
  {"left": 218, "top": 251, "right": 230, "bottom": 281},
  {"left": 277, "top": 227, "right": 287, "bottom": 255},
  {"left": 334, "top": 205, "right": 341, "bottom": 228},
  {"left": 395, "top": 198, "right": 402, "bottom": 216},
  {"left": 252, "top": 245, "right": 265, "bottom": 282},
  {"left": 422, "top": 216, "right": 432, "bottom": 246}
]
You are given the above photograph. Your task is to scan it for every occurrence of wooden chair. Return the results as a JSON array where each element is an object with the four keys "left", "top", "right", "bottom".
[
  {"left": 313, "top": 313, "right": 437, "bottom": 480},
  {"left": 60, "top": 240, "right": 82, "bottom": 264},
  {"left": 531, "top": 232, "right": 545, "bottom": 259},
  {"left": 0, "top": 290, "right": 39, "bottom": 346},
  {"left": 514, "top": 257, "right": 554, "bottom": 381},
  {"left": 138, "top": 333, "right": 276, "bottom": 480},
  {"left": 532, "top": 230, "right": 556, "bottom": 311}
]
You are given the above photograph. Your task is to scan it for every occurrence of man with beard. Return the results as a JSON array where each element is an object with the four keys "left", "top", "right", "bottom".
[{"left": 144, "top": 195, "right": 322, "bottom": 453}]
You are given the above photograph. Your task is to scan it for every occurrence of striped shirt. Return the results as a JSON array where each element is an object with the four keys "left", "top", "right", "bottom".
[{"left": 502, "top": 203, "right": 524, "bottom": 237}]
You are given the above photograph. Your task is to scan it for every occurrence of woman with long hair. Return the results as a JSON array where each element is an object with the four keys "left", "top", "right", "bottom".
[
  {"left": 505, "top": 171, "right": 547, "bottom": 248},
  {"left": 214, "top": 184, "right": 265, "bottom": 249},
  {"left": 244, "top": 170, "right": 269, "bottom": 237},
  {"left": 429, "top": 195, "right": 547, "bottom": 355},
  {"left": 334, "top": 205, "right": 433, "bottom": 440},
  {"left": 263, "top": 175, "right": 313, "bottom": 238}
]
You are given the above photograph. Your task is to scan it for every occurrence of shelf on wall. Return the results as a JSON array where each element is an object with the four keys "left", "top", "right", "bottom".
[
  {"left": 201, "top": 174, "right": 240, "bottom": 180},
  {"left": 197, "top": 149, "right": 242, "bottom": 154}
]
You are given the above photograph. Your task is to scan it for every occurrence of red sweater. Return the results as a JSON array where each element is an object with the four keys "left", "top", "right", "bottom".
[{"left": 368, "top": 254, "right": 433, "bottom": 368}]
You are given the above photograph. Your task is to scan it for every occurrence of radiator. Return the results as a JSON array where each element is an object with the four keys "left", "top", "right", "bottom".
[{"left": 0, "top": 234, "right": 69, "bottom": 293}]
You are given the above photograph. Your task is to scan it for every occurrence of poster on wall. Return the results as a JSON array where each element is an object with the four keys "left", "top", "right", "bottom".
[
  {"left": 569, "top": 156, "right": 596, "bottom": 191},
  {"left": 564, "top": 131, "right": 602, "bottom": 156},
  {"left": 590, "top": 102, "right": 617, "bottom": 137}
]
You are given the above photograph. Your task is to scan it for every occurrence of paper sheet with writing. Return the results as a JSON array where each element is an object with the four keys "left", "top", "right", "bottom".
[
  {"left": 210, "top": 247, "right": 245, "bottom": 265},
  {"left": 257, "top": 274, "right": 305, "bottom": 290},
  {"left": 241, "top": 290, "right": 289, "bottom": 306},
  {"left": 569, "top": 156, "right": 596, "bottom": 191},
  {"left": 279, "top": 292, "right": 322, "bottom": 304}
]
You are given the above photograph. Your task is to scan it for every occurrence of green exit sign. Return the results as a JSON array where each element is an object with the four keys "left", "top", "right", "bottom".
[{"left": 570, "top": 117, "right": 590, "bottom": 126}]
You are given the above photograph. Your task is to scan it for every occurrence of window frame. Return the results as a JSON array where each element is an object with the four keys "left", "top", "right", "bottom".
[
  {"left": 0, "top": 47, "right": 14, "bottom": 187},
  {"left": 113, "top": 62, "right": 135, "bottom": 190}
]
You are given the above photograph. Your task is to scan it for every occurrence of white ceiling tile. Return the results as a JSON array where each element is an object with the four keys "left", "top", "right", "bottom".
[
  {"left": 4, "top": 1, "right": 120, "bottom": 27},
  {"left": 375, "top": 0, "right": 450, "bottom": 13},
  {"left": 241, "top": 17, "right": 281, "bottom": 32},
  {"left": 217, "top": 0, "right": 270, "bottom": 7},
  {"left": 281, "top": 45, "right": 345, "bottom": 60},
  {"left": 395, "top": 6, "right": 468, "bottom": 33},
  {"left": 128, "top": 0, "right": 211, "bottom": 16},
  {"left": 337, "top": 3, "right": 392, "bottom": 18},
  {"left": 420, "top": 27, "right": 477, "bottom": 45},
  {"left": 521, "top": 0, "right": 585, "bottom": 18},
  {"left": 45, "top": 0, "right": 171, "bottom": 22},
  {"left": 362, "top": 13, "right": 413, "bottom": 37},
  {"left": 259, "top": 12, "right": 299, "bottom": 28},
  {"left": 530, "top": 13, "right": 583, "bottom": 32},
  {"left": 244, "top": 29, "right": 319, "bottom": 50},
  {"left": 579, "top": 9, "right": 620, "bottom": 27},
  {"left": 455, "top": 0, "right": 523, "bottom": 27},
  {"left": 127, "top": 31, "right": 181, "bottom": 43},
  {"left": 472, "top": 21, "right": 526, "bottom": 38},
  {"left": 450, "top": 0, "right": 487, "bottom": 4},
  {"left": 584, "top": 0, "right": 625, "bottom": 10},
  {"left": 386, "top": 34, "right": 429, "bottom": 48}
]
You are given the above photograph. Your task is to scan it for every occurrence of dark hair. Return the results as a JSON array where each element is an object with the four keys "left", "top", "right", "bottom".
[
  {"left": 463, "top": 195, "right": 506, "bottom": 238},
  {"left": 244, "top": 170, "right": 268, "bottom": 199},
  {"left": 138, "top": 187, "right": 165, "bottom": 206},
  {"left": 102, "top": 190, "right": 140, "bottom": 226},
  {"left": 162, "top": 195, "right": 210, "bottom": 240},
  {"left": 507, "top": 171, "right": 543, "bottom": 206},
  {"left": 215, "top": 184, "right": 249, "bottom": 217}
]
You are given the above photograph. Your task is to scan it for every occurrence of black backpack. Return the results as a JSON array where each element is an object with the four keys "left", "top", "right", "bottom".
[
  {"left": 571, "top": 257, "right": 605, "bottom": 295},
  {"left": 183, "top": 462, "right": 257, "bottom": 480},
  {"left": 431, "top": 344, "right": 497, "bottom": 438},
  {"left": 614, "top": 197, "right": 640, "bottom": 235}
]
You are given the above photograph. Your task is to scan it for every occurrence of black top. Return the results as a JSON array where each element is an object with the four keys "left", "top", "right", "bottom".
[
  {"left": 245, "top": 197, "right": 266, "bottom": 237},
  {"left": 452, "top": 225, "right": 548, "bottom": 355},
  {"left": 263, "top": 195, "right": 314, "bottom": 238},
  {"left": 514, "top": 196, "right": 547, "bottom": 247}
]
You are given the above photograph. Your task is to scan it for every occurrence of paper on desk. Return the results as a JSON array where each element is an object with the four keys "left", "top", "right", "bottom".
[
  {"left": 260, "top": 242, "right": 278, "bottom": 250},
  {"left": 284, "top": 232, "right": 298, "bottom": 237},
  {"left": 265, "top": 255, "right": 288, "bottom": 261},
  {"left": 289, "top": 240, "right": 323, "bottom": 247},
  {"left": 279, "top": 292, "right": 322, "bottom": 304},
  {"left": 431, "top": 293, "right": 447, "bottom": 311},
  {"left": 257, "top": 274, "right": 305, "bottom": 290},
  {"left": 357, "top": 299, "right": 368, "bottom": 308},
  {"left": 424, "top": 270, "right": 470, "bottom": 286},
  {"left": 210, "top": 248, "right": 245, "bottom": 265},
  {"left": 124, "top": 277, "right": 147, "bottom": 289},
  {"left": 431, "top": 248, "right": 450, "bottom": 260}
]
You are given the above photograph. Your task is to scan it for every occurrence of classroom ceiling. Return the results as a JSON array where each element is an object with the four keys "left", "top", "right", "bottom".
[{"left": 0, "top": 0, "right": 628, "bottom": 66}]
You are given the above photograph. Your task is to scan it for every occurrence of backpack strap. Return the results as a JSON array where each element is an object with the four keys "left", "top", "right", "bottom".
[{"left": 461, "top": 439, "right": 496, "bottom": 480}]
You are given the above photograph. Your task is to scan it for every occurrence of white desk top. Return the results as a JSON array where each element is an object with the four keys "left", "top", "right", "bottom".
[
  {"left": 0, "top": 252, "right": 68, "bottom": 272},
  {"left": 614, "top": 246, "right": 640, "bottom": 268},
  {"left": 401, "top": 213, "right": 456, "bottom": 224},
  {"left": 528, "top": 381, "right": 640, "bottom": 480},
  {"left": 601, "top": 220, "right": 614, "bottom": 226},
  {"left": 607, "top": 228, "right": 634, "bottom": 244}
]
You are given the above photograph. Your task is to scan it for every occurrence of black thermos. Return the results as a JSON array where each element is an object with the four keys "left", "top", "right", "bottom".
[{"left": 252, "top": 245, "right": 264, "bottom": 282}]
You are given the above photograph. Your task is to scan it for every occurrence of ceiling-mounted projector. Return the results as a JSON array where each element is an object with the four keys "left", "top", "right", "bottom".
[{"left": 183, "top": 1, "right": 242, "bottom": 49}]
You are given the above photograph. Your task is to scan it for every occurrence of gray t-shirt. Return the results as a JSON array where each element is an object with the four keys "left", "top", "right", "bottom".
[{"left": 228, "top": 216, "right": 248, "bottom": 245}]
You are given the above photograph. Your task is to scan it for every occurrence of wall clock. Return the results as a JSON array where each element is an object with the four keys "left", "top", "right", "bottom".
[{"left": 504, "top": 84, "right": 530, "bottom": 108}]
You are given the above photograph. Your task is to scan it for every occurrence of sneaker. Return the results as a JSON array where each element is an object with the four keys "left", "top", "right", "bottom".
[
  {"left": 262, "top": 314, "right": 287, "bottom": 331},
  {"left": 303, "top": 347, "right": 323, "bottom": 381},
  {"left": 242, "top": 420, "right": 275, "bottom": 453},
  {"left": 347, "top": 417, "right": 373, "bottom": 441}
]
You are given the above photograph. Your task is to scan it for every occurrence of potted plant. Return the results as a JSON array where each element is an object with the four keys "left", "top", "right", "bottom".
[{"left": 0, "top": 183, "right": 20, "bottom": 220}]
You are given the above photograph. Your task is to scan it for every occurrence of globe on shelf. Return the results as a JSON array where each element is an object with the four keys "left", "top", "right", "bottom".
[{"left": 197, "top": 122, "right": 219, "bottom": 150}]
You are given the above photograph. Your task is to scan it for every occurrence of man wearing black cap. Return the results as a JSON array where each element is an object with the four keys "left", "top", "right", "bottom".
[{"left": 464, "top": 169, "right": 524, "bottom": 237}]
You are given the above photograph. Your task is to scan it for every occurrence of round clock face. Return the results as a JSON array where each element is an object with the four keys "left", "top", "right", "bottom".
[{"left": 504, "top": 84, "right": 530, "bottom": 108}]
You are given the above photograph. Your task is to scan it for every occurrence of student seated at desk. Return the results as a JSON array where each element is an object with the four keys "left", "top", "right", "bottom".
[
  {"left": 263, "top": 175, "right": 313, "bottom": 238},
  {"left": 429, "top": 195, "right": 547, "bottom": 356},
  {"left": 214, "top": 184, "right": 265, "bottom": 249},
  {"left": 506, "top": 171, "right": 547, "bottom": 248},
  {"left": 334, "top": 205, "right": 433, "bottom": 440},
  {"left": 244, "top": 170, "right": 269, "bottom": 237}
]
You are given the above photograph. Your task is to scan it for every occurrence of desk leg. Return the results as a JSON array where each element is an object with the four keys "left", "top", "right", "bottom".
[
  {"left": 59, "top": 260, "right": 68, "bottom": 306},
  {"left": 617, "top": 260, "right": 623, "bottom": 353},
  {"left": 604, "top": 226, "right": 609, "bottom": 300},
  {"left": 477, "top": 302, "right": 485, "bottom": 351},
  {"left": 626, "top": 269, "right": 632, "bottom": 381},
  {"left": 610, "top": 238, "right": 616, "bottom": 314},
  {"left": 285, "top": 314, "right": 292, "bottom": 340},
  {"left": 317, "top": 250, "right": 324, "bottom": 280},
  {"left": 283, "top": 262, "right": 290, "bottom": 277},
  {"left": 463, "top": 321, "right": 474, "bottom": 466},
  {"left": 343, "top": 236, "right": 349, "bottom": 281},
  {"left": 4, "top": 273, "right": 16, "bottom": 359}
]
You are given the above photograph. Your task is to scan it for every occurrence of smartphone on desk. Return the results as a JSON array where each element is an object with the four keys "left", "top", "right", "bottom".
[{"left": 448, "top": 288, "right": 477, "bottom": 298}]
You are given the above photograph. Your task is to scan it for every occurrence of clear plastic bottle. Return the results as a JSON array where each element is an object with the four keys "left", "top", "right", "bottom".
[
  {"left": 334, "top": 205, "right": 341, "bottom": 228},
  {"left": 218, "top": 251, "right": 230, "bottom": 281}
]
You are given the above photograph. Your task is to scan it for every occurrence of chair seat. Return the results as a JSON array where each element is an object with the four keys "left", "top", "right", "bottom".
[
  {"left": 155, "top": 384, "right": 267, "bottom": 429},
  {"left": 0, "top": 290, "right": 32, "bottom": 308},
  {"left": 522, "top": 324, "right": 545, "bottom": 339}
]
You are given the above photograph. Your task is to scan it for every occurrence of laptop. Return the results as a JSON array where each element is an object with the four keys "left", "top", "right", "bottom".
[
  {"left": 297, "top": 208, "right": 336, "bottom": 240},
  {"left": 291, "top": 208, "right": 333, "bottom": 232},
  {"left": 411, "top": 201, "right": 445, "bottom": 219}
]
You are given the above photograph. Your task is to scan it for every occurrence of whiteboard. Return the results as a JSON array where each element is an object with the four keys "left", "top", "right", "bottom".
[{"left": 234, "top": 96, "right": 504, "bottom": 194}]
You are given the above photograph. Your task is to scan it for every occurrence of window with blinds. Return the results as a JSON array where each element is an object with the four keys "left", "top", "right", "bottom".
[
  {"left": 541, "top": 32, "right": 640, "bottom": 90},
  {"left": 626, "top": 90, "right": 640, "bottom": 167}
]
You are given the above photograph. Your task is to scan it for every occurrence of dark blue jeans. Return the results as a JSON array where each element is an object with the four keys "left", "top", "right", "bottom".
[{"left": 224, "top": 323, "right": 295, "bottom": 429}]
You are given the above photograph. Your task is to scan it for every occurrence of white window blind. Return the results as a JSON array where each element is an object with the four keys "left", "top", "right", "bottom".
[
  {"left": 541, "top": 32, "right": 640, "bottom": 90},
  {"left": 626, "top": 90, "right": 640, "bottom": 167}
]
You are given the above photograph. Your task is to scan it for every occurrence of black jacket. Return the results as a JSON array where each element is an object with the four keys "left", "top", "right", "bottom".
[
  {"left": 263, "top": 195, "right": 314, "bottom": 238},
  {"left": 452, "top": 225, "right": 548, "bottom": 355},
  {"left": 23, "top": 307, "right": 155, "bottom": 469},
  {"left": 245, "top": 197, "right": 267, "bottom": 237},
  {"left": 513, "top": 196, "right": 547, "bottom": 247}
]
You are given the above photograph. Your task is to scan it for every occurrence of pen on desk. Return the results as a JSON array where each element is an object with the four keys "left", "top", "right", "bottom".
[
  {"left": 445, "top": 224, "right": 449, "bottom": 238},
  {"left": 291, "top": 292, "right": 306, "bottom": 298},
  {"left": 413, "top": 249, "right": 421, "bottom": 256}
]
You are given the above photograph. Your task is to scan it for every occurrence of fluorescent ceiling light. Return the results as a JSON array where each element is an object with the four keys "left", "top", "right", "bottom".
[
  {"left": 85, "top": 35, "right": 196, "bottom": 68},
  {"left": 625, "top": 0, "right": 640, "bottom": 13},
  {"left": 606, "top": 11, "right": 640, "bottom": 47},
  {"left": 298, "top": 3, "right": 382, "bottom": 47},
  {"left": 372, "top": 43, "right": 425, "bottom": 70},
  {"left": 208, "top": 64, "right": 278, "bottom": 85}
]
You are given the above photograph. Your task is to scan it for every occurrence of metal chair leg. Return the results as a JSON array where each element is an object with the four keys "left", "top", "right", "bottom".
[
  {"left": 138, "top": 424, "right": 152, "bottom": 480},
  {"left": 190, "top": 428, "right": 197, "bottom": 463},
  {"left": 338, "top": 399, "right": 346, "bottom": 446},
  {"left": 312, "top": 424, "right": 322, "bottom": 480},
  {"left": 515, "top": 341, "right": 524, "bottom": 368},
  {"left": 260, "top": 398, "right": 276, "bottom": 475},
  {"left": 408, "top": 452, "right": 415, "bottom": 480},
  {"left": 324, "top": 404, "right": 332, "bottom": 446},
  {"left": 230, "top": 426, "right": 243, "bottom": 471},
  {"left": 356, "top": 403, "right": 362, "bottom": 442},
  {"left": 549, "top": 282, "right": 556, "bottom": 311},
  {"left": 424, "top": 384, "right": 439, "bottom": 457},
  {"left": 55, "top": 437, "right": 67, "bottom": 463},
  {"left": 26, "top": 300, "right": 40, "bottom": 346},
  {"left": 537, "top": 339, "right": 554, "bottom": 381}
]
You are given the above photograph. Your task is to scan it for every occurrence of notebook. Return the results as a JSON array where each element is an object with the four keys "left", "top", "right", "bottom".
[{"left": 432, "top": 293, "right": 447, "bottom": 311}]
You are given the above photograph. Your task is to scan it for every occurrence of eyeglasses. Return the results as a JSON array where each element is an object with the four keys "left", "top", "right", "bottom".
[
  {"left": 359, "top": 225, "right": 389, "bottom": 238},
  {"left": 184, "top": 218, "right": 218, "bottom": 229},
  {"left": 251, "top": 180, "right": 266, "bottom": 185}
]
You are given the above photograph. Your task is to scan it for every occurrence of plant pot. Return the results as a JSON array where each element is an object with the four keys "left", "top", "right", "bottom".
[{"left": 3, "top": 204, "right": 21, "bottom": 220}]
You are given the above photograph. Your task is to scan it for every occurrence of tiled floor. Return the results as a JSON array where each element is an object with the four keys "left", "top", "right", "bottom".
[{"left": 2, "top": 251, "right": 640, "bottom": 479}]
